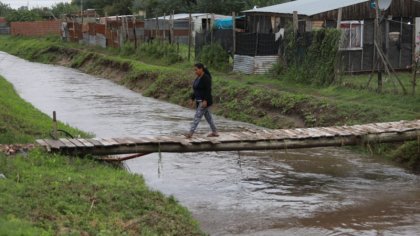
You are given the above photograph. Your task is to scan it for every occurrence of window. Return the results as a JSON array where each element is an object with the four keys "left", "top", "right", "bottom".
[{"left": 340, "top": 21, "right": 364, "bottom": 50}]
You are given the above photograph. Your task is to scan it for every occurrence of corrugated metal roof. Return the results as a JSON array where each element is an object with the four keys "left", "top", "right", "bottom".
[
  {"left": 244, "top": 0, "right": 369, "bottom": 16},
  {"left": 153, "top": 13, "right": 230, "bottom": 20}
]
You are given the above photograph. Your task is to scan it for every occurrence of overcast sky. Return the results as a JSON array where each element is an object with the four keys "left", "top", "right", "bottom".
[{"left": 1, "top": 0, "right": 71, "bottom": 9}]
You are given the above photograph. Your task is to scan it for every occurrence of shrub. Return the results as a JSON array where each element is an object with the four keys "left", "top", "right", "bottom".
[
  {"left": 198, "top": 43, "right": 230, "bottom": 71},
  {"left": 274, "top": 27, "right": 341, "bottom": 86},
  {"left": 136, "top": 41, "right": 183, "bottom": 64},
  {"left": 119, "top": 41, "right": 135, "bottom": 56}
]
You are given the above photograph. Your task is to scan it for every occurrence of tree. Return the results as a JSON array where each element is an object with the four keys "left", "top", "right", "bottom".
[
  {"left": 51, "top": 3, "right": 79, "bottom": 17},
  {"left": 0, "top": 1, "right": 12, "bottom": 17},
  {"left": 104, "top": 0, "right": 133, "bottom": 15},
  {"left": 72, "top": 0, "right": 132, "bottom": 16},
  {"left": 5, "top": 9, "right": 42, "bottom": 22},
  {"left": 72, "top": 0, "right": 293, "bottom": 17},
  {"left": 132, "top": 0, "right": 292, "bottom": 17}
]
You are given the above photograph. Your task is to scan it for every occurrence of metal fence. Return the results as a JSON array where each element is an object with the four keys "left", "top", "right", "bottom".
[{"left": 195, "top": 29, "right": 233, "bottom": 57}]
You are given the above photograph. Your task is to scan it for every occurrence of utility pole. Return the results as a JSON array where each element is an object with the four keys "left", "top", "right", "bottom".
[
  {"left": 188, "top": 12, "right": 192, "bottom": 61},
  {"left": 374, "top": 0, "right": 382, "bottom": 93},
  {"left": 81, "top": 0, "right": 84, "bottom": 25}
]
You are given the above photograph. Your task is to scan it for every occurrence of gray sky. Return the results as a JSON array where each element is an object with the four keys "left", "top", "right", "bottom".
[{"left": 1, "top": 0, "right": 71, "bottom": 9}]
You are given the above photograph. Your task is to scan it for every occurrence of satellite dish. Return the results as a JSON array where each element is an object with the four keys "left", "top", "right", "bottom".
[{"left": 378, "top": 0, "right": 392, "bottom": 10}]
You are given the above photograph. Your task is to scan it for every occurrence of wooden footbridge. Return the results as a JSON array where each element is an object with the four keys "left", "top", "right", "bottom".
[{"left": 36, "top": 120, "right": 420, "bottom": 160}]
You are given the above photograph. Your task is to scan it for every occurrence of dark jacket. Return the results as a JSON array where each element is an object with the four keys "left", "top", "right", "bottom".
[{"left": 190, "top": 73, "right": 213, "bottom": 107}]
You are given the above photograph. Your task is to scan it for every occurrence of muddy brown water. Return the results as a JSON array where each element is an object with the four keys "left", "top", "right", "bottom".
[{"left": 1, "top": 52, "right": 419, "bottom": 235}]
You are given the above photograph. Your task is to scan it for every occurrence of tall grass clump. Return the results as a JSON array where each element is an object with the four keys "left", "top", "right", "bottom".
[
  {"left": 138, "top": 41, "right": 183, "bottom": 64},
  {"left": 274, "top": 27, "right": 341, "bottom": 86},
  {"left": 198, "top": 43, "right": 230, "bottom": 71}
]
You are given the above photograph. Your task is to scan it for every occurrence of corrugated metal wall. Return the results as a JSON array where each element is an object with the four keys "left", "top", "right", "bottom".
[
  {"left": 233, "top": 55, "right": 277, "bottom": 74},
  {"left": 233, "top": 55, "right": 255, "bottom": 74},
  {"left": 254, "top": 56, "right": 278, "bottom": 74},
  {"left": 0, "top": 27, "right": 9, "bottom": 35}
]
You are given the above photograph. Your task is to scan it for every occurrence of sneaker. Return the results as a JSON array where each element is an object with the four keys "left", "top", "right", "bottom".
[{"left": 207, "top": 132, "right": 220, "bottom": 137}]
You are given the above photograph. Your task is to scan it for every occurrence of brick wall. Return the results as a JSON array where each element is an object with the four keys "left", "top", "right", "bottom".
[{"left": 11, "top": 20, "right": 61, "bottom": 37}]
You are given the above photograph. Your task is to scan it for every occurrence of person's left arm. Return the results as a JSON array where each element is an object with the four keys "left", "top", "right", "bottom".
[{"left": 201, "top": 76, "right": 212, "bottom": 108}]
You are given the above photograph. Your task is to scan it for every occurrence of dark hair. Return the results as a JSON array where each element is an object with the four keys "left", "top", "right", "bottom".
[{"left": 194, "top": 63, "right": 211, "bottom": 78}]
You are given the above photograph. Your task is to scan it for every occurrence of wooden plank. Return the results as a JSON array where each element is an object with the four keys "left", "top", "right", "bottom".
[
  {"left": 261, "top": 131, "right": 279, "bottom": 140},
  {"left": 130, "top": 137, "right": 155, "bottom": 144},
  {"left": 173, "top": 136, "right": 192, "bottom": 146},
  {"left": 318, "top": 128, "right": 337, "bottom": 137},
  {"left": 112, "top": 138, "right": 135, "bottom": 145},
  {"left": 36, "top": 139, "right": 51, "bottom": 152},
  {"left": 230, "top": 132, "right": 252, "bottom": 141},
  {"left": 44, "top": 139, "right": 66, "bottom": 149},
  {"left": 68, "top": 139, "right": 86, "bottom": 148},
  {"left": 312, "top": 128, "right": 336, "bottom": 137},
  {"left": 125, "top": 137, "right": 142, "bottom": 144},
  {"left": 93, "top": 138, "right": 114, "bottom": 147},
  {"left": 345, "top": 126, "right": 366, "bottom": 136},
  {"left": 321, "top": 127, "right": 344, "bottom": 136},
  {"left": 291, "top": 129, "right": 310, "bottom": 139},
  {"left": 193, "top": 137, "right": 211, "bottom": 143},
  {"left": 153, "top": 136, "right": 173, "bottom": 143},
  {"left": 158, "top": 136, "right": 181, "bottom": 143},
  {"left": 242, "top": 128, "right": 257, "bottom": 134},
  {"left": 77, "top": 139, "right": 95, "bottom": 147},
  {"left": 363, "top": 124, "right": 384, "bottom": 134},
  {"left": 207, "top": 138, "right": 221, "bottom": 144},
  {"left": 144, "top": 137, "right": 161, "bottom": 143},
  {"left": 85, "top": 139, "right": 102, "bottom": 147},
  {"left": 228, "top": 133, "right": 243, "bottom": 140},
  {"left": 253, "top": 132, "right": 271, "bottom": 141},
  {"left": 217, "top": 133, "right": 239, "bottom": 142},
  {"left": 241, "top": 131, "right": 259, "bottom": 140},
  {"left": 59, "top": 138, "right": 76, "bottom": 148},
  {"left": 270, "top": 130, "right": 291, "bottom": 139},
  {"left": 36, "top": 139, "right": 49, "bottom": 147},
  {"left": 280, "top": 129, "right": 300, "bottom": 139},
  {"left": 304, "top": 128, "right": 324, "bottom": 138},
  {"left": 104, "top": 138, "right": 119, "bottom": 146},
  {"left": 240, "top": 132, "right": 259, "bottom": 141},
  {"left": 331, "top": 127, "right": 353, "bottom": 136},
  {"left": 194, "top": 136, "right": 219, "bottom": 144},
  {"left": 372, "top": 123, "right": 392, "bottom": 130}
]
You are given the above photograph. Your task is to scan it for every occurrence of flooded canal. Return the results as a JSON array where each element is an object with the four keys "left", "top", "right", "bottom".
[{"left": 1, "top": 51, "right": 419, "bottom": 235}]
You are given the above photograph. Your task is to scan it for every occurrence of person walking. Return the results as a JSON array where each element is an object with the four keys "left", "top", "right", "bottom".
[{"left": 184, "top": 63, "right": 219, "bottom": 138}]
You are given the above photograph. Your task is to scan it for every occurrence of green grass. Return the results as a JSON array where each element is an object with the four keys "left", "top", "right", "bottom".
[
  {"left": 0, "top": 75, "right": 203, "bottom": 235},
  {"left": 0, "top": 151, "right": 203, "bottom": 235}
]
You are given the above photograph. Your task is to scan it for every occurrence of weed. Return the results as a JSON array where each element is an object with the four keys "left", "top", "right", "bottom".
[{"left": 197, "top": 43, "right": 230, "bottom": 71}]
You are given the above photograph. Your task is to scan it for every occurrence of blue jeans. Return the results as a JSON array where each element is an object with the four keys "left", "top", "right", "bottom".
[{"left": 190, "top": 101, "right": 217, "bottom": 134}]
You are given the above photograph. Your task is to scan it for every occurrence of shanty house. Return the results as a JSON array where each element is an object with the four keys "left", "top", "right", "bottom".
[
  {"left": 145, "top": 13, "right": 230, "bottom": 44},
  {"left": 234, "top": 0, "right": 420, "bottom": 74},
  {"left": 0, "top": 17, "right": 9, "bottom": 35}
]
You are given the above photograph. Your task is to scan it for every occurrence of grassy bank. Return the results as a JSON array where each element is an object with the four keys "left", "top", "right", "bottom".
[
  {"left": 0, "top": 36, "right": 418, "bottom": 168},
  {"left": 0, "top": 77, "right": 87, "bottom": 144},
  {"left": 0, "top": 75, "right": 203, "bottom": 235}
]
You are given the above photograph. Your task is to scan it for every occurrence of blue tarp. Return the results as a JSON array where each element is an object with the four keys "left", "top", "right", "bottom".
[
  {"left": 214, "top": 17, "right": 233, "bottom": 29},
  {"left": 214, "top": 17, "right": 244, "bottom": 29}
]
